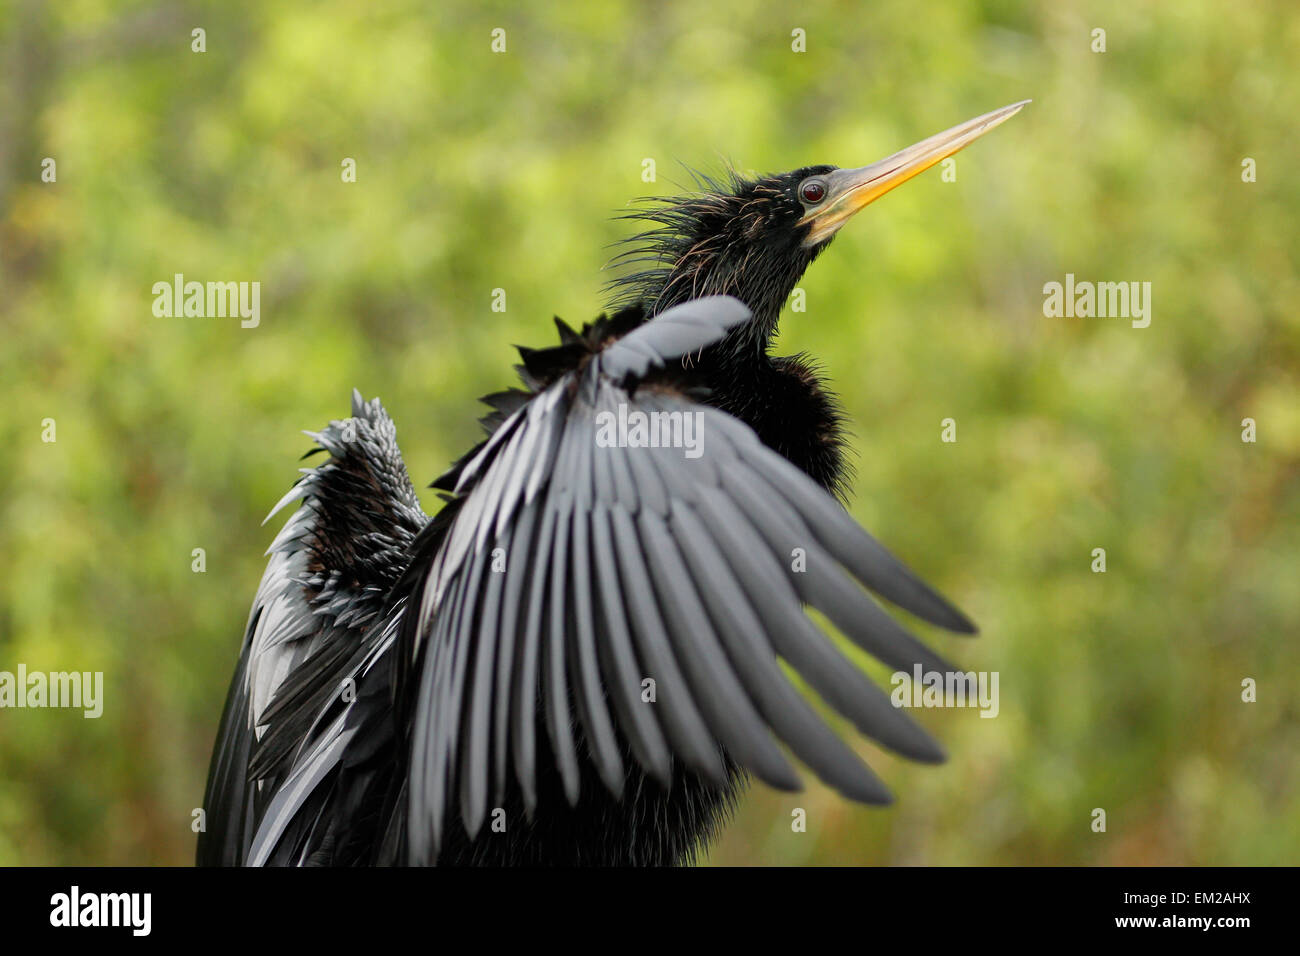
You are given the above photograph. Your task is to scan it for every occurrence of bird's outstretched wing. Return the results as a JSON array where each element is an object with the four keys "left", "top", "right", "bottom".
[
  {"left": 400, "top": 294, "right": 976, "bottom": 862},
  {"left": 197, "top": 391, "right": 426, "bottom": 866}
]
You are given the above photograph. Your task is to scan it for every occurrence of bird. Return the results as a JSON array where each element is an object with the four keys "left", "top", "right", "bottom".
[{"left": 198, "top": 100, "right": 1028, "bottom": 866}]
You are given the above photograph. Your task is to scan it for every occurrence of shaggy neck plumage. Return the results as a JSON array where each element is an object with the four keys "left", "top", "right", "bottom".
[{"left": 605, "top": 171, "right": 824, "bottom": 366}]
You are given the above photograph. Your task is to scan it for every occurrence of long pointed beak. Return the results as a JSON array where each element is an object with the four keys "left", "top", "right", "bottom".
[{"left": 799, "top": 100, "right": 1030, "bottom": 246}]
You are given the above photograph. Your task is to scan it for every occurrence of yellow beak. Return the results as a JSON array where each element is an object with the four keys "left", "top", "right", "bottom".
[{"left": 799, "top": 100, "right": 1030, "bottom": 246}]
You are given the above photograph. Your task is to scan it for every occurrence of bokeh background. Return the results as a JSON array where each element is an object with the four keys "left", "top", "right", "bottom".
[{"left": 1, "top": 0, "right": 1297, "bottom": 865}]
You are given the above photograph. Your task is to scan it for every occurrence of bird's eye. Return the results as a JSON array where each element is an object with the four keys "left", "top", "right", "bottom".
[{"left": 800, "top": 180, "right": 827, "bottom": 204}]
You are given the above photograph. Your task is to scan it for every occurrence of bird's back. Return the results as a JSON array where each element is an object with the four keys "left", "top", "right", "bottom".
[{"left": 197, "top": 392, "right": 425, "bottom": 865}]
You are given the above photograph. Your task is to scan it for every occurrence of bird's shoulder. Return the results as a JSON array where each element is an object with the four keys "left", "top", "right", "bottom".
[
  {"left": 701, "top": 351, "right": 854, "bottom": 501},
  {"left": 431, "top": 297, "right": 749, "bottom": 495}
]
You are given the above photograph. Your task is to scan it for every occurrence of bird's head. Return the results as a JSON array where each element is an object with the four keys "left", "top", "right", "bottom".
[{"left": 607, "top": 100, "right": 1029, "bottom": 359}]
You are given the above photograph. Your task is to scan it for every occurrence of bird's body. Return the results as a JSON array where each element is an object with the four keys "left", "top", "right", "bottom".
[{"left": 199, "top": 102, "right": 1027, "bottom": 866}]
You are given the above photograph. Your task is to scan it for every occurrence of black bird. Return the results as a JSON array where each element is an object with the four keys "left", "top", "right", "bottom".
[{"left": 199, "top": 101, "right": 1027, "bottom": 866}]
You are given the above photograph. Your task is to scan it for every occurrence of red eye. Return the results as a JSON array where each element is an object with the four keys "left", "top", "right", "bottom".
[{"left": 800, "top": 180, "right": 826, "bottom": 203}]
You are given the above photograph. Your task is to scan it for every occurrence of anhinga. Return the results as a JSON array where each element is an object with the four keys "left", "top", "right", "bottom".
[{"left": 199, "top": 101, "right": 1027, "bottom": 866}]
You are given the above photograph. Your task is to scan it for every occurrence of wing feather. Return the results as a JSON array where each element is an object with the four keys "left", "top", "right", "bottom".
[
  {"left": 607, "top": 506, "right": 728, "bottom": 785},
  {"left": 511, "top": 500, "right": 559, "bottom": 815},
  {"left": 565, "top": 470, "right": 626, "bottom": 797},
  {"left": 590, "top": 503, "right": 673, "bottom": 786},
  {"left": 401, "top": 295, "right": 977, "bottom": 859},
  {"left": 543, "top": 496, "right": 583, "bottom": 805}
]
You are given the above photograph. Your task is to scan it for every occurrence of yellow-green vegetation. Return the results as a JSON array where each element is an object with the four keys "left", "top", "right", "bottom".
[{"left": 1, "top": 0, "right": 1296, "bottom": 865}]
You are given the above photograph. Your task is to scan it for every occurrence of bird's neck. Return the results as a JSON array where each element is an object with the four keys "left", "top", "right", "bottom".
[
  {"left": 648, "top": 235, "right": 830, "bottom": 362},
  {"left": 695, "top": 349, "right": 852, "bottom": 501}
]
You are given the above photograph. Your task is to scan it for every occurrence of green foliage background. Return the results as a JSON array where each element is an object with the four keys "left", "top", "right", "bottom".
[{"left": 1, "top": 0, "right": 1296, "bottom": 865}]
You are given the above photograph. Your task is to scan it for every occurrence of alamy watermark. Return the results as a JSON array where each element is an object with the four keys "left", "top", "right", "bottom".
[
  {"left": 1043, "top": 273, "right": 1151, "bottom": 328},
  {"left": 594, "top": 403, "right": 704, "bottom": 459},
  {"left": 0, "top": 665, "right": 103, "bottom": 718},
  {"left": 50, "top": 886, "right": 150, "bottom": 936},
  {"left": 152, "top": 273, "right": 260, "bottom": 328},
  {"left": 891, "top": 665, "right": 999, "bottom": 718}
]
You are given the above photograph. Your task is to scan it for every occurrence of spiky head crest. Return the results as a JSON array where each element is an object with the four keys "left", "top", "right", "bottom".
[{"left": 605, "top": 165, "right": 837, "bottom": 359}]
